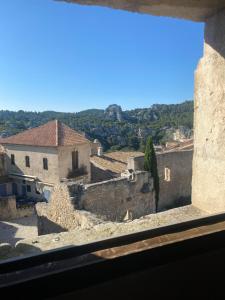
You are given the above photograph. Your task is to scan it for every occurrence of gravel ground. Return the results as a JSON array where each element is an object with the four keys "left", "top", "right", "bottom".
[{"left": 0, "top": 215, "right": 38, "bottom": 246}]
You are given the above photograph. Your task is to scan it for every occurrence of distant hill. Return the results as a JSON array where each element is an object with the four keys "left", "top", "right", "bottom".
[{"left": 0, "top": 100, "right": 194, "bottom": 151}]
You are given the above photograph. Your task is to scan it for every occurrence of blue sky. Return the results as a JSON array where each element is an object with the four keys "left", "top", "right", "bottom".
[{"left": 0, "top": 0, "right": 204, "bottom": 112}]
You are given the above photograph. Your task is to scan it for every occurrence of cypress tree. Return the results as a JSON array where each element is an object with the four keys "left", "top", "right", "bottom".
[{"left": 144, "top": 136, "right": 159, "bottom": 208}]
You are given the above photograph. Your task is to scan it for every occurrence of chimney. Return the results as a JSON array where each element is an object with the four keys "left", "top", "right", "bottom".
[{"left": 97, "top": 146, "right": 103, "bottom": 157}]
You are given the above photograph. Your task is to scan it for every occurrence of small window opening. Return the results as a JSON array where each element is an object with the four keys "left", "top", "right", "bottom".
[
  {"left": 72, "top": 150, "right": 79, "bottom": 170},
  {"left": 27, "top": 185, "right": 31, "bottom": 193},
  {"left": 164, "top": 167, "right": 171, "bottom": 182},
  {"left": 11, "top": 154, "right": 15, "bottom": 165},
  {"left": 43, "top": 158, "right": 48, "bottom": 170},
  {"left": 25, "top": 156, "right": 30, "bottom": 168}
]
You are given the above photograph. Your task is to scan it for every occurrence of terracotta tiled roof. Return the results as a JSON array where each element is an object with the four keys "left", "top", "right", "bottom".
[
  {"left": 165, "top": 139, "right": 193, "bottom": 152},
  {"left": 90, "top": 151, "right": 144, "bottom": 174},
  {"left": 0, "top": 120, "right": 90, "bottom": 147},
  {"left": 105, "top": 151, "right": 144, "bottom": 164}
]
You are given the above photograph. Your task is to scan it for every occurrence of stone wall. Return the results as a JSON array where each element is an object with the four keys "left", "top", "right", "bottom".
[
  {"left": 125, "top": 151, "right": 192, "bottom": 211},
  {"left": 36, "top": 184, "right": 103, "bottom": 235},
  {"left": 192, "top": 9, "right": 225, "bottom": 213},
  {"left": 80, "top": 171, "right": 155, "bottom": 222},
  {"left": 0, "top": 196, "right": 34, "bottom": 221},
  {"left": 157, "top": 150, "right": 193, "bottom": 211},
  {"left": 0, "top": 153, "right": 5, "bottom": 176},
  {"left": 36, "top": 171, "right": 155, "bottom": 234}
]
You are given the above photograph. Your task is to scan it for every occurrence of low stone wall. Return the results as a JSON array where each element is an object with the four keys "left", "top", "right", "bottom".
[{"left": 0, "top": 196, "right": 34, "bottom": 220}]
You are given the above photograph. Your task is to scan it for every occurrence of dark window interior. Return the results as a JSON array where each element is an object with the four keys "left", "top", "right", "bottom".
[
  {"left": 11, "top": 154, "right": 15, "bottom": 165},
  {"left": 72, "top": 151, "right": 79, "bottom": 170},
  {"left": 43, "top": 158, "right": 48, "bottom": 170},
  {"left": 27, "top": 185, "right": 31, "bottom": 193},
  {"left": 25, "top": 156, "right": 30, "bottom": 168}
]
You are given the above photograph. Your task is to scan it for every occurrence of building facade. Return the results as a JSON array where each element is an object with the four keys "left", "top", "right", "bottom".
[{"left": 0, "top": 120, "right": 91, "bottom": 202}]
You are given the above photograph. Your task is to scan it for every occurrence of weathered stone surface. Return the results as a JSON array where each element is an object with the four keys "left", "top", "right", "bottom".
[
  {"left": 157, "top": 150, "right": 192, "bottom": 211},
  {"left": 15, "top": 205, "right": 208, "bottom": 253},
  {"left": 192, "top": 9, "right": 225, "bottom": 213},
  {"left": 58, "top": 0, "right": 225, "bottom": 22}
]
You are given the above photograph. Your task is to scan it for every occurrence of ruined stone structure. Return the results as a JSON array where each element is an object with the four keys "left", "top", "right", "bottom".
[
  {"left": 36, "top": 171, "right": 155, "bottom": 234},
  {"left": 60, "top": 0, "right": 225, "bottom": 214}
]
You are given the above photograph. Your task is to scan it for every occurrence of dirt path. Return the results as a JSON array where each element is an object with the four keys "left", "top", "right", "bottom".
[{"left": 0, "top": 215, "right": 38, "bottom": 246}]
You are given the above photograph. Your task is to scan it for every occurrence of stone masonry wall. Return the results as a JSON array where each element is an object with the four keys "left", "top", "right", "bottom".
[
  {"left": 157, "top": 150, "right": 193, "bottom": 211},
  {"left": 36, "top": 184, "right": 103, "bottom": 235},
  {"left": 192, "top": 9, "right": 225, "bottom": 213},
  {"left": 125, "top": 151, "right": 192, "bottom": 211},
  {"left": 36, "top": 171, "right": 155, "bottom": 234},
  {"left": 79, "top": 171, "right": 155, "bottom": 222},
  {"left": 0, "top": 196, "right": 34, "bottom": 221}
]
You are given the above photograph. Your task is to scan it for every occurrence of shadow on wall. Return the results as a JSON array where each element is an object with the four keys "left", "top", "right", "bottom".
[
  {"left": 159, "top": 196, "right": 191, "bottom": 212},
  {"left": 37, "top": 216, "right": 67, "bottom": 236}
]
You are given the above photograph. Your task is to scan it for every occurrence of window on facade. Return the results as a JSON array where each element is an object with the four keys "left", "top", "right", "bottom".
[
  {"left": 43, "top": 158, "right": 48, "bottom": 170},
  {"left": 25, "top": 156, "right": 30, "bottom": 168},
  {"left": 164, "top": 167, "right": 171, "bottom": 182},
  {"left": 72, "top": 150, "right": 79, "bottom": 170},
  {"left": 27, "top": 185, "right": 31, "bottom": 193},
  {"left": 11, "top": 154, "right": 15, "bottom": 165}
]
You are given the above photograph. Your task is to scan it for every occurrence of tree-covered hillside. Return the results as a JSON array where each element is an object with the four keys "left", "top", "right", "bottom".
[{"left": 0, "top": 100, "right": 194, "bottom": 151}]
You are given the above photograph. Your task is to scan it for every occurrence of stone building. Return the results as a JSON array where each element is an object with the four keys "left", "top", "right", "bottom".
[
  {"left": 36, "top": 170, "right": 155, "bottom": 234},
  {"left": 90, "top": 147, "right": 193, "bottom": 212},
  {"left": 0, "top": 120, "right": 91, "bottom": 202}
]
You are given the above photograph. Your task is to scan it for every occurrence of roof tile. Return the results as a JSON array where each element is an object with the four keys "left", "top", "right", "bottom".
[{"left": 0, "top": 120, "right": 89, "bottom": 147}]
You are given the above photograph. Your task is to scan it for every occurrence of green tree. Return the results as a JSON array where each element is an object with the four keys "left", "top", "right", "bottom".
[{"left": 144, "top": 136, "right": 159, "bottom": 208}]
